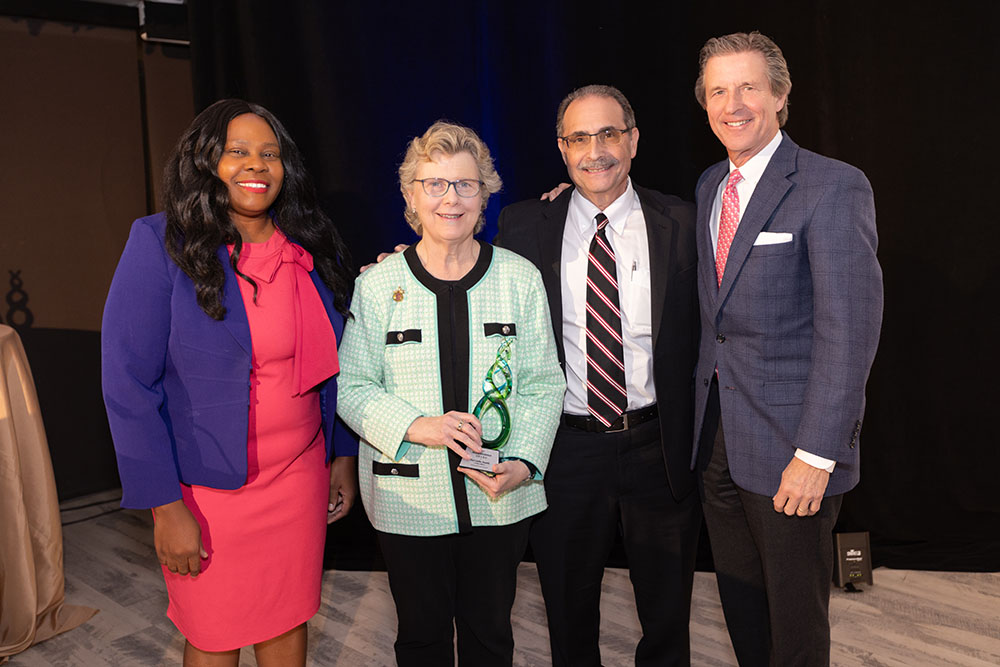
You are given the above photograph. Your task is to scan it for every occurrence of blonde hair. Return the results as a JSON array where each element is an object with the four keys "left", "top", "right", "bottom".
[{"left": 398, "top": 121, "right": 503, "bottom": 235}]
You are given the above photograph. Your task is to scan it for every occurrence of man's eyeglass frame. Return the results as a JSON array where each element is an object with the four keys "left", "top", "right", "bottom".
[{"left": 558, "top": 127, "right": 633, "bottom": 149}]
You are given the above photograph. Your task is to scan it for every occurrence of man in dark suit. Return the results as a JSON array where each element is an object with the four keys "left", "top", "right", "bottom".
[
  {"left": 496, "top": 85, "right": 701, "bottom": 667},
  {"left": 690, "top": 32, "right": 883, "bottom": 665}
]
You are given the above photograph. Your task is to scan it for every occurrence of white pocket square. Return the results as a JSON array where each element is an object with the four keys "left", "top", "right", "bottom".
[{"left": 753, "top": 231, "right": 793, "bottom": 246}]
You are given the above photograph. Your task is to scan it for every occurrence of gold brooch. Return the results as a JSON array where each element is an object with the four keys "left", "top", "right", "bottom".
[{"left": 392, "top": 287, "right": 405, "bottom": 302}]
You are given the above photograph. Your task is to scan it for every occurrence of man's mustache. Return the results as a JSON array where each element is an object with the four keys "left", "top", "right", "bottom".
[{"left": 577, "top": 156, "right": 619, "bottom": 171}]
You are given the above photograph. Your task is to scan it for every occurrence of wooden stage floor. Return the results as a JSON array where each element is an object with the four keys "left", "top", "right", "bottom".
[{"left": 7, "top": 491, "right": 999, "bottom": 666}]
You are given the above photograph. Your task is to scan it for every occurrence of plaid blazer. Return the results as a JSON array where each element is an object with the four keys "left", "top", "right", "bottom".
[{"left": 691, "top": 133, "right": 884, "bottom": 497}]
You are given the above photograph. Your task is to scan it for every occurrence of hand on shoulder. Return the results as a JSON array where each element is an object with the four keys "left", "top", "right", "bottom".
[{"left": 359, "top": 244, "right": 408, "bottom": 273}]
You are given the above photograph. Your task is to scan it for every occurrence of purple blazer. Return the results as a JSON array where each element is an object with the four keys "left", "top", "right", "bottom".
[{"left": 102, "top": 213, "right": 355, "bottom": 509}]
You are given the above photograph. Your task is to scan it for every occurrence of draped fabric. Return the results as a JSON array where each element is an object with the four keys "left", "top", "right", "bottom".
[{"left": 0, "top": 326, "right": 97, "bottom": 662}]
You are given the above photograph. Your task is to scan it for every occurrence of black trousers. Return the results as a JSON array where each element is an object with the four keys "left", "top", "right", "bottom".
[
  {"left": 377, "top": 519, "right": 531, "bottom": 667},
  {"left": 698, "top": 379, "right": 842, "bottom": 667},
  {"left": 530, "top": 417, "right": 701, "bottom": 667}
]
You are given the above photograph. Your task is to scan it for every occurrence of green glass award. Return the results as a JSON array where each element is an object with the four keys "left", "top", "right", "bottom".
[{"left": 460, "top": 339, "right": 513, "bottom": 475}]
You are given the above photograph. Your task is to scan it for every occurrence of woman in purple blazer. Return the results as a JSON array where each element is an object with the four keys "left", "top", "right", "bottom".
[{"left": 102, "top": 99, "right": 356, "bottom": 666}]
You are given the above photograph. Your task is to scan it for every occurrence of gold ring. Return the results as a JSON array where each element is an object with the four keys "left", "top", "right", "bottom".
[{"left": 457, "top": 421, "right": 464, "bottom": 432}]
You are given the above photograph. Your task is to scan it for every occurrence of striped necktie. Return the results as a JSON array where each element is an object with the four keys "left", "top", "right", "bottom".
[{"left": 585, "top": 212, "right": 628, "bottom": 427}]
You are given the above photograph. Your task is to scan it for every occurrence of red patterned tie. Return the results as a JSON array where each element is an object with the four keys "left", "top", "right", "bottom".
[
  {"left": 586, "top": 212, "right": 628, "bottom": 428},
  {"left": 716, "top": 169, "right": 744, "bottom": 286}
]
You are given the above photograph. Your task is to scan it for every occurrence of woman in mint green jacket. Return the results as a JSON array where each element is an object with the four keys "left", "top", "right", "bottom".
[{"left": 336, "top": 121, "right": 564, "bottom": 666}]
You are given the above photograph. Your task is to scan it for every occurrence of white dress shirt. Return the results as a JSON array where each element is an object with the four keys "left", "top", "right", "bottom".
[
  {"left": 561, "top": 179, "right": 655, "bottom": 415},
  {"left": 709, "top": 132, "right": 836, "bottom": 473}
]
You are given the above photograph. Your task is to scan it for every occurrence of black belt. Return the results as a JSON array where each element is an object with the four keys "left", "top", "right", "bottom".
[{"left": 561, "top": 404, "right": 658, "bottom": 433}]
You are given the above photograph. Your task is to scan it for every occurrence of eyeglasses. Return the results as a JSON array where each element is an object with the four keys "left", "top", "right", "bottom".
[
  {"left": 558, "top": 127, "right": 633, "bottom": 149},
  {"left": 412, "top": 178, "right": 484, "bottom": 198}
]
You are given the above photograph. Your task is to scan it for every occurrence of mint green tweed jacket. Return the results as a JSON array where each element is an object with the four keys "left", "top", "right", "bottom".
[{"left": 337, "top": 243, "right": 565, "bottom": 536}]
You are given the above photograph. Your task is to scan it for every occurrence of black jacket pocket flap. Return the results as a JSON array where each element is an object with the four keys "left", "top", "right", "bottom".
[
  {"left": 484, "top": 322, "right": 516, "bottom": 337},
  {"left": 372, "top": 461, "right": 419, "bottom": 477},
  {"left": 386, "top": 329, "right": 422, "bottom": 345}
]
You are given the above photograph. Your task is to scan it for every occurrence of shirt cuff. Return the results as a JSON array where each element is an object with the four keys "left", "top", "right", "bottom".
[{"left": 794, "top": 448, "right": 836, "bottom": 473}]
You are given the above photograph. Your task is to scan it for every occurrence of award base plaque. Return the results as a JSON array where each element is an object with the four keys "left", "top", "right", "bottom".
[{"left": 458, "top": 447, "right": 500, "bottom": 476}]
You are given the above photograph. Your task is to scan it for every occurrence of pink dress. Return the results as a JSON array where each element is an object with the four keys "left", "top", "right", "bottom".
[{"left": 163, "top": 229, "right": 338, "bottom": 651}]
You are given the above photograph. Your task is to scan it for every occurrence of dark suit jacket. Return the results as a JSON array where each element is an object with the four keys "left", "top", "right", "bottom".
[
  {"left": 691, "top": 132, "right": 883, "bottom": 498},
  {"left": 102, "top": 213, "right": 356, "bottom": 510},
  {"left": 495, "top": 185, "right": 699, "bottom": 500}
]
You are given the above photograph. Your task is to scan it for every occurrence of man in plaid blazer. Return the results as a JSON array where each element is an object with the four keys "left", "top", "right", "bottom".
[{"left": 691, "top": 32, "right": 884, "bottom": 666}]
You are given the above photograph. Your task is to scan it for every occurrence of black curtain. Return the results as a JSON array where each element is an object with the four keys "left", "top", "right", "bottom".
[{"left": 187, "top": 0, "right": 1000, "bottom": 571}]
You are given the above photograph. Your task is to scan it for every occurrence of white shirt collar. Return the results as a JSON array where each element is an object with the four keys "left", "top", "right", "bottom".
[
  {"left": 569, "top": 178, "right": 637, "bottom": 235},
  {"left": 728, "top": 130, "right": 783, "bottom": 186}
]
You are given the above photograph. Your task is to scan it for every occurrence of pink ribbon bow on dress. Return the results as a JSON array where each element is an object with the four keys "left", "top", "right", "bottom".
[{"left": 236, "top": 231, "right": 340, "bottom": 396}]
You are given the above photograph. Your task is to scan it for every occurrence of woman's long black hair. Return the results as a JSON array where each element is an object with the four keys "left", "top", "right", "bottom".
[{"left": 163, "top": 98, "right": 353, "bottom": 319}]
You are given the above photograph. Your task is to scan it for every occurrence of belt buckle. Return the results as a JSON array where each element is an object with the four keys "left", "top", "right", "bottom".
[{"left": 605, "top": 413, "right": 628, "bottom": 433}]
